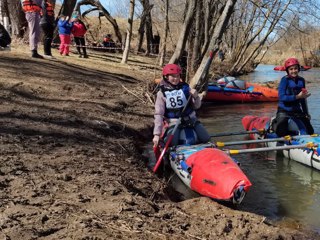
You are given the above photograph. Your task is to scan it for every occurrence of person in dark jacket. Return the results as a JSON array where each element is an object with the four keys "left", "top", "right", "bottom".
[
  {"left": 273, "top": 57, "right": 314, "bottom": 137},
  {"left": 40, "top": 0, "right": 55, "bottom": 58},
  {"left": 0, "top": 23, "right": 11, "bottom": 48}
]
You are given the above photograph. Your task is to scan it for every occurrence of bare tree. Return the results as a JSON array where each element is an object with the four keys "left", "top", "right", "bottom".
[
  {"left": 136, "top": 0, "right": 153, "bottom": 53},
  {"left": 75, "top": 0, "right": 122, "bottom": 44},
  {"left": 230, "top": 0, "right": 292, "bottom": 73},
  {"left": 159, "top": 0, "right": 169, "bottom": 66},
  {"left": 169, "top": 0, "right": 196, "bottom": 64},
  {"left": 5, "top": 0, "right": 26, "bottom": 38},
  {"left": 58, "top": 0, "right": 77, "bottom": 17},
  {"left": 189, "top": 0, "right": 237, "bottom": 88},
  {"left": 121, "top": 0, "right": 135, "bottom": 64}
]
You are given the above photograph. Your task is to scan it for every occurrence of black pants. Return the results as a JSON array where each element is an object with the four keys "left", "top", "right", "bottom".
[
  {"left": 41, "top": 23, "right": 54, "bottom": 55},
  {"left": 74, "top": 37, "right": 87, "bottom": 55},
  {"left": 274, "top": 109, "right": 314, "bottom": 137}
]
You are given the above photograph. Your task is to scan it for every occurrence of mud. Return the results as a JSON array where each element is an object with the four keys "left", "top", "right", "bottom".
[{"left": 0, "top": 47, "right": 319, "bottom": 239}]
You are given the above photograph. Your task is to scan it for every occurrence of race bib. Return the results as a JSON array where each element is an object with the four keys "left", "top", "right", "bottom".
[{"left": 165, "top": 89, "right": 187, "bottom": 109}]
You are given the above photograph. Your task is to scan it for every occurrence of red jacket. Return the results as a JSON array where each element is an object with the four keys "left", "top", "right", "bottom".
[{"left": 71, "top": 21, "right": 87, "bottom": 37}]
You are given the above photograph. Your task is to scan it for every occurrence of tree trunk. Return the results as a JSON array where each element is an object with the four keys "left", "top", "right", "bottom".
[
  {"left": 159, "top": 0, "right": 169, "bottom": 66},
  {"left": 75, "top": 0, "right": 122, "bottom": 44},
  {"left": 143, "top": 0, "right": 153, "bottom": 55},
  {"left": 169, "top": 0, "right": 197, "bottom": 64},
  {"left": 121, "top": 0, "right": 135, "bottom": 64},
  {"left": 191, "top": 0, "right": 202, "bottom": 71},
  {"left": 232, "top": 0, "right": 291, "bottom": 73},
  {"left": 189, "top": 0, "right": 237, "bottom": 89},
  {"left": 6, "top": 0, "right": 26, "bottom": 38},
  {"left": 60, "top": 0, "right": 77, "bottom": 17}
]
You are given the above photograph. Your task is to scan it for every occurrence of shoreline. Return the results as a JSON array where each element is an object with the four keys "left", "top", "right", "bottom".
[{"left": 0, "top": 45, "right": 319, "bottom": 239}]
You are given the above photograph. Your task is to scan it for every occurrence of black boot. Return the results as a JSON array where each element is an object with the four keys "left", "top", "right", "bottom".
[
  {"left": 44, "top": 38, "right": 52, "bottom": 56},
  {"left": 32, "top": 50, "right": 44, "bottom": 59}
]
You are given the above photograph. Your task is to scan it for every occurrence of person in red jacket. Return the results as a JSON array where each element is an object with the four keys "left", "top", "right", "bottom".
[{"left": 71, "top": 15, "right": 88, "bottom": 58}]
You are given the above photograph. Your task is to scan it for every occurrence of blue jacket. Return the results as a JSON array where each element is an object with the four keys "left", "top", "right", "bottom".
[
  {"left": 278, "top": 75, "right": 308, "bottom": 113},
  {"left": 58, "top": 19, "right": 73, "bottom": 35}
]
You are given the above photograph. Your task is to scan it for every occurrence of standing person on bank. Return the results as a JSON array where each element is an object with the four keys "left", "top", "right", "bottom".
[
  {"left": 58, "top": 15, "right": 73, "bottom": 56},
  {"left": 274, "top": 57, "right": 314, "bottom": 137},
  {"left": 0, "top": 23, "right": 11, "bottom": 49},
  {"left": 152, "top": 64, "right": 210, "bottom": 147},
  {"left": 71, "top": 15, "right": 88, "bottom": 58},
  {"left": 21, "top": 0, "right": 43, "bottom": 58},
  {"left": 40, "top": 0, "right": 55, "bottom": 58}
]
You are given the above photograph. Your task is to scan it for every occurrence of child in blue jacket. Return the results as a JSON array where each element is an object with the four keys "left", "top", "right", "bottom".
[
  {"left": 274, "top": 57, "right": 314, "bottom": 136},
  {"left": 58, "top": 15, "right": 73, "bottom": 56}
]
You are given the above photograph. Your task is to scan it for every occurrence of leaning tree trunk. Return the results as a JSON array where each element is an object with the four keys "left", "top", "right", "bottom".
[
  {"left": 191, "top": 0, "right": 202, "bottom": 71},
  {"left": 189, "top": 0, "right": 237, "bottom": 89},
  {"left": 121, "top": 0, "right": 135, "bottom": 64},
  {"left": 6, "top": 0, "right": 27, "bottom": 38},
  {"left": 59, "top": 0, "right": 77, "bottom": 17},
  {"left": 169, "top": 0, "right": 197, "bottom": 64},
  {"left": 75, "top": 0, "right": 122, "bottom": 44}
]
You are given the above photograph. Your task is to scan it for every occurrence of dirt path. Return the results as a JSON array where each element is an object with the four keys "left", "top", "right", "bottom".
[{"left": 0, "top": 46, "right": 319, "bottom": 239}]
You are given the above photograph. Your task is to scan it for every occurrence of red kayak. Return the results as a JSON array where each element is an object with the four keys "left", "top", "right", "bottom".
[
  {"left": 274, "top": 65, "right": 312, "bottom": 71},
  {"left": 169, "top": 143, "right": 252, "bottom": 204}
]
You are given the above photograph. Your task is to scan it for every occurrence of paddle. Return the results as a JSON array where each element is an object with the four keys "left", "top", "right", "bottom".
[
  {"left": 153, "top": 51, "right": 214, "bottom": 173},
  {"left": 225, "top": 142, "right": 317, "bottom": 155},
  {"left": 302, "top": 88, "right": 310, "bottom": 118},
  {"left": 216, "top": 134, "right": 319, "bottom": 147},
  {"left": 210, "top": 129, "right": 265, "bottom": 138}
]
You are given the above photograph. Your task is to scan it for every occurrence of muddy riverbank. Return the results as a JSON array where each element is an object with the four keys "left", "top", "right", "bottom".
[{"left": 0, "top": 46, "right": 319, "bottom": 239}]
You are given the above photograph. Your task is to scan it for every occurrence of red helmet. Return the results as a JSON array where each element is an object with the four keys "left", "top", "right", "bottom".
[
  {"left": 284, "top": 58, "right": 300, "bottom": 70},
  {"left": 162, "top": 64, "right": 181, "bottom": 76}
]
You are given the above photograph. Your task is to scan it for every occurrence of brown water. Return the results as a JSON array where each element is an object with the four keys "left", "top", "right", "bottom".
[{"left": 170, "top": 65, "right": 320, "bottom": 233}]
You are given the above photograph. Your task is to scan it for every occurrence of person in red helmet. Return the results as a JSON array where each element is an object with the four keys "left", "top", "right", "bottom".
[
  {"left": 273, "top": 57, "right": 314, "bottom": 136},
  {"left": 152, "top": 64, "right": 210, "bottom": 147}
]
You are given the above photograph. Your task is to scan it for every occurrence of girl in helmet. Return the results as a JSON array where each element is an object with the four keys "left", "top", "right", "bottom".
[
  {"left": 152, "top": 64, "right": 210, "bottom": 147},
  {"left": 273, "top": 57, "right": 314, "bottom": 137}
]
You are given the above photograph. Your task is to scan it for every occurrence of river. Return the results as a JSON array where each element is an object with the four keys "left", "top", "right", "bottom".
[
  {"left": 148, "top": 64, "right": 320, "bottom": 233},
  {"left": 197, "top": 64, "right": 320, "bottom": 233}
]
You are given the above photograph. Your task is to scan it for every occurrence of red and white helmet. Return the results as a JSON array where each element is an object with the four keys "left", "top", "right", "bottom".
[
  {"left": 284, "top": 58, "right": 300, "bottom": 70},
  {"left": 162, "top": 64, "right": 181, "bottom": 76}
]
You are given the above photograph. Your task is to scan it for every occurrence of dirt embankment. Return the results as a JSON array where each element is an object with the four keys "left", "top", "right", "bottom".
[{"left": 0, "top": 47, "right": 319, "bottom": 240}]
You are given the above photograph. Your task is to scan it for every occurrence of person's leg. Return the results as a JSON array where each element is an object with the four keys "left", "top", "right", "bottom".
[
  {"left": 26, "top": 12, "right": 42, "bottom": 58},
  {"left": 0, "top": 39, "right": 6, "bottom": 48},
  {"left": 64, "top": 34, "right": 71, "bottom": 55},
  {"left": 164, "top": 126, "right": 180, "bottom": 146},
  {"left": 80, "top": 38, "right": 88, "bottom": 57},
  {"left": 59, "top": 34, "right": 65, "bottom": 55},
  {"left": 275, "top": 115, "right": 290, "bottom": 137},
  {"left": 74, "top": 37, "right": 82, "bottom": 55},
  {"left": 194, "top": 122, "right": 211, "bottom": 143},
  {"left": 300, "top": 117, "right": 314, "bottom": 135},
  {"left": 42, "top": 24, "right": 52, "bottom": 56}
]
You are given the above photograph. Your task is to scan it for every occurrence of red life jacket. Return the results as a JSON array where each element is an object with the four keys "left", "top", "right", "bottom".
[
  {"left": 22, "top": 0, "right": 41, "bottom": 13},
  {"left": 45, "top": 1, "right": 54, "bottom": 16},
  {"left": 104, "top": 37, "right": 111, "bottom": 42}
]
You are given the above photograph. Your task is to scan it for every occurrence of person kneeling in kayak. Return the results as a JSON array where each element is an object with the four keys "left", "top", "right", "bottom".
[
  {"left": 273, "top": 57, "right": 314, "bottom": 137},
  {"left": 152, "top": 64, "right": 210, "bottom": 147}
]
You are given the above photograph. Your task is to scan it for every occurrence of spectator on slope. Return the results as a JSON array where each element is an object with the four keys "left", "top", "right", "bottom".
[{"left": 71, "top": 15, "right": 88, "bottom": 58}]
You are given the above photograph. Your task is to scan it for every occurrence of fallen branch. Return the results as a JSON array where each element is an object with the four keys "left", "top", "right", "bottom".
[{"left": 121, "top": 84, "right": 145, "bottom": 103}]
